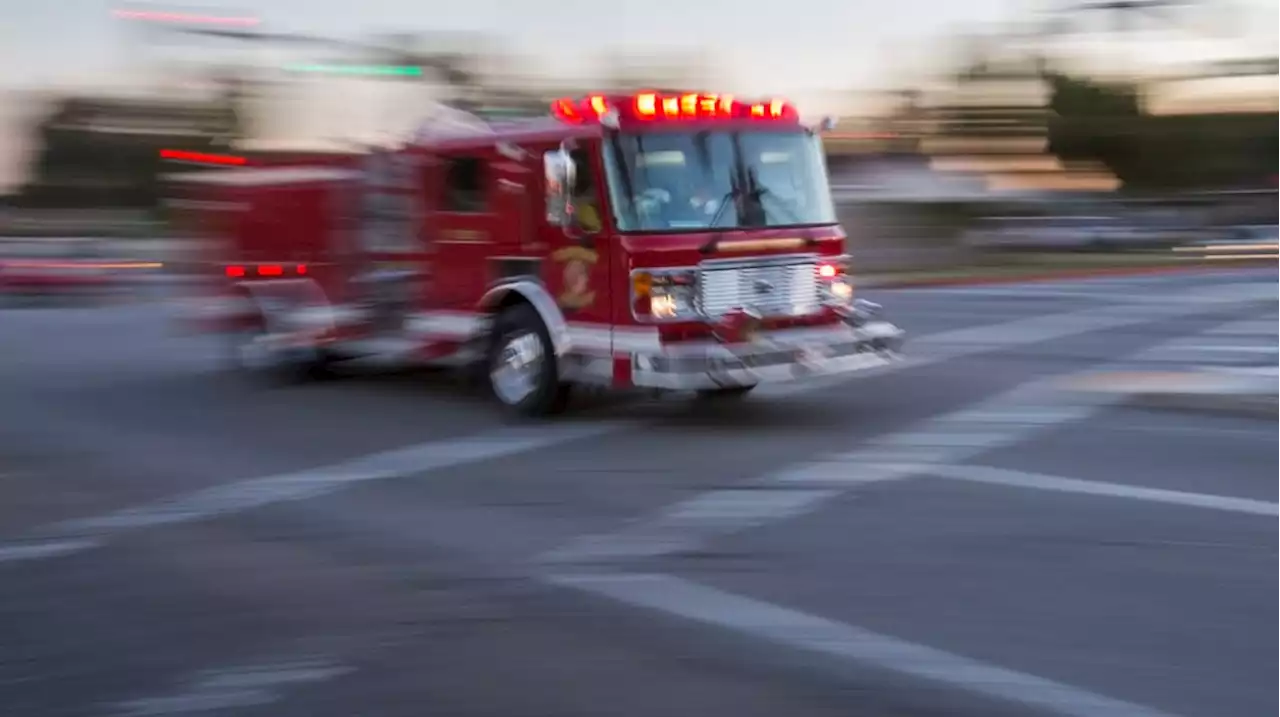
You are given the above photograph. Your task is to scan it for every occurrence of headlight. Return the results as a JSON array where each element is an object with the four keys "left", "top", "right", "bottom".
[
  {"left": 817, "top": 260, "right": 854, "bottom": 305},
  {"left": 826, "top": 278, "right": 854, "bottom": 302},
  {"left": 632, "top": 268, "right": 699, "bottom": 321}
]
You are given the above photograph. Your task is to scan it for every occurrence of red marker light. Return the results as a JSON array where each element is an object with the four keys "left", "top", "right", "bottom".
[
  {"left": 257, "top": 265, "right": 284, "bottom": 277},
  {"left": 295, "top": 264, "right": 308, "bottom": 275},
  {"left": 161, "top": 149, "right": 246, "bottom": 166},
  {"left": 225, "top": 265, "right": 246, "bottom": 278}
]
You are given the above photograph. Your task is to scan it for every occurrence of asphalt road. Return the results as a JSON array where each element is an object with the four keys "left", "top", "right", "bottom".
[{"left": 0, "top": 267, "right": 1275, "bottom": 717}]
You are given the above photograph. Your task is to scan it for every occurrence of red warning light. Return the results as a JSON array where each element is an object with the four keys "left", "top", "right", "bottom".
[
  {"left": 554, "top": 92, "right": 794, "bottom": 125},
  {"left": 225, "top": 265, "right": 246, "bottom": 278},
  {"left": 634, "top": 93, "right": 658, "bottom": 119}
]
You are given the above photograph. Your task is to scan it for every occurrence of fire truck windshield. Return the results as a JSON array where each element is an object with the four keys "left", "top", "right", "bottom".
[{"left": 602, "top": 129, "right": 837, "bottom": 232}]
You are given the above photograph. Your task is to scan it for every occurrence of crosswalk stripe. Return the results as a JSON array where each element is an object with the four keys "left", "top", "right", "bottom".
[{"left": 0, "top": 422, "right": 624, "bottom": 565}]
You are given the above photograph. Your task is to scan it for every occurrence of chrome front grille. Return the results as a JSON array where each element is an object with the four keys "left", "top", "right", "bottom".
[{"left": 697, "top": 256, "right": 821, "bottom": 319}]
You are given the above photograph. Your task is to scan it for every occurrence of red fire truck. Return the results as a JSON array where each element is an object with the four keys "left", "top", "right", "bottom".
[{"left": 170, "top": 92, "right": 904, "bottom": 416}]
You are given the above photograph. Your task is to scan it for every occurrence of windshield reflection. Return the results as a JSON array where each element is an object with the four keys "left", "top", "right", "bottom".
[{"left": 603, "top": 130, "right": 837, "bottom": 232}]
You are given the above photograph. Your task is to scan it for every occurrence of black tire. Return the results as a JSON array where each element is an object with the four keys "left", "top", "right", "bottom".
[
  {"left": 488, "top": 303, "right": 572, "bottom": 417},
  {"left": 695, "top": 385, "right": 756, "bottom": 401}
]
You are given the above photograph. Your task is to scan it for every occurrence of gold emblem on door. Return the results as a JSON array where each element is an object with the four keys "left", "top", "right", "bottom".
[{"left": 552, "top": 246, "right": 598, "bottom": 310}]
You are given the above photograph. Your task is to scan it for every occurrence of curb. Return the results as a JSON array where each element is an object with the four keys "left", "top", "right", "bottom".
[{"left": 860, "top": 260, "right": 1276, "bottom": 289}]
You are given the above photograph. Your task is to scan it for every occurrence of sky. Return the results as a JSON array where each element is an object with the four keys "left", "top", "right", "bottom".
[
  {"left": 4, "top": 0, "right": 1022, "bottom": 94},
  {"left": 6, "top": 0, "right": 1276, "bottom": 96},
  {"left": 1, "top": 0, "right": 1276, "bottom": 189}
]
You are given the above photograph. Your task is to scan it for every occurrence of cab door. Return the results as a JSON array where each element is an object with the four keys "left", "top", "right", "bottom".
[{"left": 535, "top": 143, "right": 612, "bottom": 334}]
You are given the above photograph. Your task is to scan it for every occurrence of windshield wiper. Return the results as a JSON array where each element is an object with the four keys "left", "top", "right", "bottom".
[
  {"left": 707, "top": 185, "right": 741, "bottom": 229},
  {"left": 746, "top": 168, "right": 805, "bottom": 226},
  {"left": 700, "top": 183, "right": 743, "bottom": 253}
]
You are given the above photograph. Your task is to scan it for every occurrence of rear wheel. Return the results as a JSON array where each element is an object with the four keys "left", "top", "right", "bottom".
[{"left": 488, "top": 303, "right": 571, "bottom": 417}]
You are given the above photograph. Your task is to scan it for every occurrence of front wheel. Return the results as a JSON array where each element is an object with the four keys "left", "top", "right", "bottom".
[{"left": 488, "top": 304, "right": 571, "bottom": 417}]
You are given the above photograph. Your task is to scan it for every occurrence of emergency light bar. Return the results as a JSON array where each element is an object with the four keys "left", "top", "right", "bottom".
[{"left": 551, "top": 92, "right": 799, "bottom": 125}]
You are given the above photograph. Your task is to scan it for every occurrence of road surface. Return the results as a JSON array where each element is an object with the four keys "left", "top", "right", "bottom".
[{"left": 0, "top": 268, "right": 1275, "bottom": 717}]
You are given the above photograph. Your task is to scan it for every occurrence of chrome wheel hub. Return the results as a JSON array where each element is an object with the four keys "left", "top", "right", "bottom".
[{"left": 490, "top": 332, "right": 545, "bottom": 405}]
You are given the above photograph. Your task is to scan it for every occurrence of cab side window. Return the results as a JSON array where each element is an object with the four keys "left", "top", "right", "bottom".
[{"left": 441, "top": 156, "right": 488, "bottom": 213}]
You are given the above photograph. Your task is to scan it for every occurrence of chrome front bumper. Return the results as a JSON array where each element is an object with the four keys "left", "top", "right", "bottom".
[{"left": 630, "top": 320, "right": 905, "bottom": 391}]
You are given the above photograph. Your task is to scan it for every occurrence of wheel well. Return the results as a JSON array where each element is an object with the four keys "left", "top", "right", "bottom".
[
  {"left": 493, "top": 290, "right": 531, "bottom": 315},
  {"left": 479, "top": 291, "right": 533, "bottom": 351}
]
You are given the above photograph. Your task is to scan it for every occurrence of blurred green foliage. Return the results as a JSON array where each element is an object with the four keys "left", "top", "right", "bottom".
[{"left": 1045, "top": 73, "right": 1277, "bottom": 191}]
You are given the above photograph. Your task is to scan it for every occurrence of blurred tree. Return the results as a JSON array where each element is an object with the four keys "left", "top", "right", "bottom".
[
  {"left": 1044, "top": 73, "right": 1142, "bottom": 183},
  {"left": 1044, "top": 72, "right": 1278, "bottom": 190}
]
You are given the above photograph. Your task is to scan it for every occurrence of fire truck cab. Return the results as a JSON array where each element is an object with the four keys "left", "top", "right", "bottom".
[{"left": 171, "top": 92, "right": 904, "bottom": 416}]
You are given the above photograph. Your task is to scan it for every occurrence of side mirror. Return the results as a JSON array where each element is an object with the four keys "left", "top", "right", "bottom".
[{"left": 543, "top": 143, "right": 580, "bottom": 235}]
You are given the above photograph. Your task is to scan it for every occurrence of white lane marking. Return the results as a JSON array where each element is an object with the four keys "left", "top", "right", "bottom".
[
  {"left": 1169, "top": 344, "right": 1277, "bottom": 354},
  {"left": 934, "top": 408, "right": 1086, "bottom": 426},
  {"left": 541, "top": 321, "right": 1250, "bottom": 565},
  {"left": 544, "top": 380, "right": 1116, "bottom": 563},
  {"left": 926, "top": 463, "right": 1279, "bottom": 516},
  {"left": 548, "top": 572, "right": 1186, "bottom": 717},
  {"left": 0, "top": 423, "right": 622, "bottom": 565},
  {"left": 872, "top": 430, "right": 1011, "bottom": 448},
  {"left": 1203, "top": 319, "right": 1278, "bottom": 337},
  {"left": 0, "top": 539, "right": 102, "bottom": 562},
  {"left": 113, "top": 658, "right": 351, "bottom": 716},
  {"left": 542, "top": 488, "right": 836, "bottom": 563}
]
